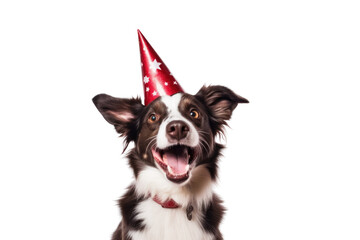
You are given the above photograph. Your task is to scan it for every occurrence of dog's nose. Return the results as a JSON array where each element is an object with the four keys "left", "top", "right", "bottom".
[{"left": 166, "top": 120, "right": 190, "bottom": 141}]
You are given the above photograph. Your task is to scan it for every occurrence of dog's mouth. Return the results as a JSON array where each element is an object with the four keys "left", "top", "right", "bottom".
[{"left": 151, "top": 145, "right": 197, "bottom": 183}]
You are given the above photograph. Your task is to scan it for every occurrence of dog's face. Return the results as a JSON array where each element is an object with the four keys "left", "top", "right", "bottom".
[{"left": 93, "top": 85, "right": 248, "bottom": 184}]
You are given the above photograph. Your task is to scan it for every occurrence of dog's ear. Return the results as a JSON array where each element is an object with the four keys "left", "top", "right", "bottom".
[
  {"left": 196, "top": 85, "right": 248, "bottom": 133},
  {"left": 92, "top": 94, "right": 144, "bottom": 149}
]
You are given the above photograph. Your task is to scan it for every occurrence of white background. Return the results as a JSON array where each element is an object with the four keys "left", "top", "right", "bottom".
[{"left": 1, "top": 0, "right": 359, "bottom": 239}]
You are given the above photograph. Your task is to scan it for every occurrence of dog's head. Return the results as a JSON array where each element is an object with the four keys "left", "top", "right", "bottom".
[{"left": 93, "top": 85, "right": 248, "bottom": 185}]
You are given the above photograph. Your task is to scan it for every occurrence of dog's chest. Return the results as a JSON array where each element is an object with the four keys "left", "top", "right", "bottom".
[{"left": 128, "top": 199, "right": 214, "bottom": 240}]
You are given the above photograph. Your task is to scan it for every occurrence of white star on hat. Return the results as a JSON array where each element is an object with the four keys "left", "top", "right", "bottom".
[
  {"left": 146, "top": 87, "right": 150, "bottom": 92},
  {"left": 152, "top": 91, "right": 157, "bottom": 96},
  {"left": 144, "top": 76, "right": 150, "bottom": 84},
  {"left": 164, "top": 82, "right": 168, "bottom": 86},
  {"left": 173, "top": 81, "right": 177, "bottom": 85},
  {"left": 149, "top": 59, "right": 161, "bottom": 72}
]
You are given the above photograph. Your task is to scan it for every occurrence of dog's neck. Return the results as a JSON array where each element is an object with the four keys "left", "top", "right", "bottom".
[{"left": 134, "top": 165, "right": 214, "bottom": 208}]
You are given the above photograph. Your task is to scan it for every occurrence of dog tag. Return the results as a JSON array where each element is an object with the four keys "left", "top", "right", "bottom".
[
  {"left": 186, "top": 205, "right": 194, "bottom": 221},
  {"left": 187, "top": 212, "right": 192, "bottom": 221}
]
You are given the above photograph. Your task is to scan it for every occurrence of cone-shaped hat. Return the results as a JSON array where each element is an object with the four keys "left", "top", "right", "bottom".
[{"left": 138, "top": 30, "right": 184, "bottom": 106}]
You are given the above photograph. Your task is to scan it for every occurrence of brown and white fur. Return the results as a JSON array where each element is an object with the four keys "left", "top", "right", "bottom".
[{"left": 93, "top": 85, "right": 248, "bottom": 240}]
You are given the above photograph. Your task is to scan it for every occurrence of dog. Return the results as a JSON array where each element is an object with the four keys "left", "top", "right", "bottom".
[{"left": 93, "top": 85, "right": 248, "bottom": 240}]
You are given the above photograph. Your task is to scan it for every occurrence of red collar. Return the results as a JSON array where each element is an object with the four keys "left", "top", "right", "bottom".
[{"left": 153, "top": 195, "right": 180, "bottom": 209}]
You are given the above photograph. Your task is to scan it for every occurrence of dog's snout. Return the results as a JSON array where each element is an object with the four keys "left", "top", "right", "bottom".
[{"left": 166, "top": 120, "right": 189, "bottom": 141}]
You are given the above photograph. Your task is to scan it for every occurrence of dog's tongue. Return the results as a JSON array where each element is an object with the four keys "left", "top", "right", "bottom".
[{"left": 164, "top": 148, "right": 189, "bottom": 175}]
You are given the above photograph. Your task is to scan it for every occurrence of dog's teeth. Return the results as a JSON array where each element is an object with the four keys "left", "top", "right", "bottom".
[
  {"left": 185, "top": 164, "right": 189, "bottom": 172},
  {"left": 167, "top": 165, "right": 174, "bottom": 174}
]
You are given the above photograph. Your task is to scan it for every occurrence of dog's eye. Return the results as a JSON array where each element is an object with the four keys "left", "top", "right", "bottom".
[
  {"left": 148, "top": 114, "right": 158, "bottom": 123},
  {"left": 190, "top": 110, "right": 199, "bottom": 119}
]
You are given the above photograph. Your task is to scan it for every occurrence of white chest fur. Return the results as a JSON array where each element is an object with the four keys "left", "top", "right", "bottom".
[{"left": 128, "top": 198, "right": 214, "bottom": 240}]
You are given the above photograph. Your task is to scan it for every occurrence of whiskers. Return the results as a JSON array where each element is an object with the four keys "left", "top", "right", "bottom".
[
  {"left": 197, "top": 130, "right": 213, "bottom": 158},
  {"left": 141, "top": 130, "right": 213, "bottom": 162},
  {"left": 145, "top": 135, "right": 157, "bottom": 154}
]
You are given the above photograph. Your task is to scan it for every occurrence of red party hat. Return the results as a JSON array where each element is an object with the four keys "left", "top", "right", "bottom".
[{"left": 138, "top": 30, "right": 185, "bottom": 106}]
